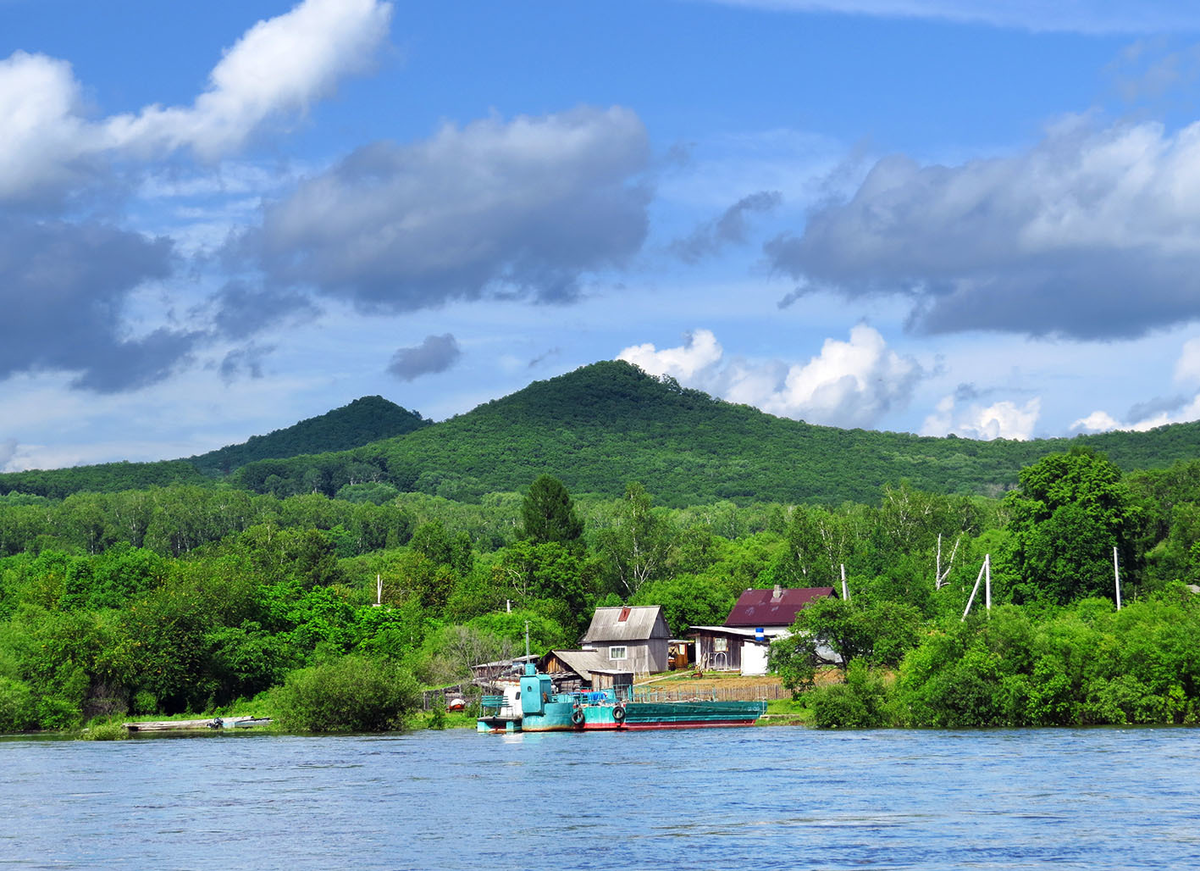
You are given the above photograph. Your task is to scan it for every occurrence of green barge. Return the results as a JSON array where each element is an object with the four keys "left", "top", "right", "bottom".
[{"left": 477, "top": 665, "right": 764, "bottom": 733}]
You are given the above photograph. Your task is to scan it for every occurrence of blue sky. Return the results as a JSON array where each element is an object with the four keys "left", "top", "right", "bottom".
[{"left": 5, "top": 0, "right": 1200, "bottom": 471}]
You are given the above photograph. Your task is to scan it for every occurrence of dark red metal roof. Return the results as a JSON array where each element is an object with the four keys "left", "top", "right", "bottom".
[{"left": 723, "top": 587, "right": 835, "bottom": 628}]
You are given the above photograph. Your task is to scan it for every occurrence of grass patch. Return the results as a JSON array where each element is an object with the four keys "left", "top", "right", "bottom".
[
  {"left": 80, "top": 718, "right": 129, "bottom": 740},
  {"left": 758, "top": 697, "right": 812, "bottom": 726}
]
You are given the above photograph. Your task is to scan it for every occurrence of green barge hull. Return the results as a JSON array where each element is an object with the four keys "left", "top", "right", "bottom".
[{"left": 477, "top": 667, "right": 765, "bottom": 733}]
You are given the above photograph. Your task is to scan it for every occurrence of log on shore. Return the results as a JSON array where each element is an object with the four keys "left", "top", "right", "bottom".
[{"left": 123, "top": 718, "right": 223, "bottom": 732}]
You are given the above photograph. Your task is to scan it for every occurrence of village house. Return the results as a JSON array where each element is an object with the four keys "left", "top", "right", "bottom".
[
  {"left": 690, "top": 585, "right": 835, "bottom": 676},
  {"left": 580, "top": 604, "right": 671, "bottom": 675}
]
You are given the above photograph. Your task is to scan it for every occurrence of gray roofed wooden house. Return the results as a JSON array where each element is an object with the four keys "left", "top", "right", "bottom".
[{"left": 580, "top": 605, "right": 671, "bottom": 675}]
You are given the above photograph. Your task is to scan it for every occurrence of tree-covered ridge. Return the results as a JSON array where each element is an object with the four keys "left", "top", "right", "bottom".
[
  {"left": 0, "top": 396, "right": 429, "bottom": 498},
  {"left": 235, "top": 361, "right": 1200, "bottom": 506},
  {"left": 188, "top": 395, "right": 429, "bottom": 476},
  {"left": 0, "top": 461, "right": 209, "bottom": 500},
  {"left": 9, "top": 360, "right": 1200, "bottom": 505}
]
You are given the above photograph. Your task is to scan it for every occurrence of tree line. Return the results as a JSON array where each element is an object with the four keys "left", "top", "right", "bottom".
[{"left": 2, "top": 446, "right": 1200, "bottom": 732}]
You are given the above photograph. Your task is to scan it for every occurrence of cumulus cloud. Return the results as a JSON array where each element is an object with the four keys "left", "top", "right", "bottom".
[
  {"left": 702, "top": 1, "right": 1200, "bottom": 34},
  {"left": 0, "top": 438, "right": 16, "bottom": 471},
  {"left": 1174, "top": 337, "right": 1200, "bottom": 384},
  {"left": 1070, "top": 400, "right": 1200, "bottom": 433},
  {"left": 388, "top": 334, "right": 462, "bottom": 381},
  {"left": 670, "top": 190, "right": 782, "bottom": 263},
  {"left": 619, "top": 329, "right": 724, "bottom": 380},
  {"left": 0, "top": 0, "right": 393, "bottom": 393},
  {"left": 0, "top": 218, "right": 203, "bottom": 392},
  {"left": 209, "top": 281, "right": 320, "bottom": 340},
  {"left": 1073, "top": 338, "right": 1200, "bottom": 432},
  {"left": 0, "top": 52, "right": 94, "bottom": 203},
  {"left": 0, "top": 0, "right": 392, "bottom": 202},
  {"left": 766, "top": 118, "right": 1200, "bottom": 340},
  {"left": 619, "top": 325, "right": 922, "bottom": 428},
  {"left": 239, "top": 106, "right": 650, "bottom": 310},
  {"left": 923, "top": 394, "right": 1041, "bottom": 440},
  {"left": 106, "top": 0, "right": 391, "bottom": 160}
]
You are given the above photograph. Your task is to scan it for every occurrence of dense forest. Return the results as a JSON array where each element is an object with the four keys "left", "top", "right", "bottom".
[
  {"left": 188, "top": 395, "right": 430, "bottom": 477},
  {"left": 8, "top": 362, "right": 1200, "bottom": 506},
  {"left": 3, "top": 439, "right": 1200, "bottom": 732},
  {"left": 0, "top": 395, "right": 427, "bottom": 499},
  {"left": 5, "top": 364, "right": 1200, "bottom": 732}
]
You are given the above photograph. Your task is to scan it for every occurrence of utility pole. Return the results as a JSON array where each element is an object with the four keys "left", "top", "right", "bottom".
[
  {"left": 1113, "top": 546, "right": 1122, "bottom": 611},
  {"left": 962, "top": 554, "right": 991, "bottom": 621}
]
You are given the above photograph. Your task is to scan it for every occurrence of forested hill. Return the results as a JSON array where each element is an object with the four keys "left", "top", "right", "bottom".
[
  {"left": 188, "top": 395, "right": 429, "bottom": 476},
  {"left": 233, "top": 361, "right": 1200, "bottom": 506},
  {"left": 0, "top": 396, "right": 428, "bottom": 499},
  {"left": 6, "top": 362, "right": 1200, "bottom": 504}
]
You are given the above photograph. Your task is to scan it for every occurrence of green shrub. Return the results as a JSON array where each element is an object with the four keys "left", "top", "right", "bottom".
[
  {"left": 82, "top": 720, "right": 128, "bottom": 741},
  {"left": 0, "top": 676, "right": 35, "bottom": 733},
  {"left": 273, "top": 655, "right": 418, "bottom": 733},
  {"left": 808, "top": 660, "right": 893, "bottom": 729}
]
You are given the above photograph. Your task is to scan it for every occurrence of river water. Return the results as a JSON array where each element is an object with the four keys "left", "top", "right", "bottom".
[{"left": 1, "top": 726, "right": 1198, "bottom": 869}]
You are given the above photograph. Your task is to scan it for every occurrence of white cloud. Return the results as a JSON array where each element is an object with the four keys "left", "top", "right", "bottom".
[
  {"left": 0, "top": 438, "right": 16, "bottom": 472},
  {"left": 0, "top": 52, "right": 89, "bottom": 200},
  {"left": 767, "top": 116, "right": 1200, "bottom": 340},
  {"left": 1072, "top": 338, "right": 1200, "bottom": 433},
  {"left": 245, "top": 106, "right": 651, "bottom": 309},
  {"left": 1174, "top": 337, "right": 1200, "bottom": 384},
  {"left": 0, "top": 0, "right": 392, "bottom": 201},
  {"left": 1070, "top": 410, "right": 1122, "bottom": 433},
  {"left": 1070, "top": 406, "right": 1189, "bottom": 433},
  {"left": 104, "top": 0, "right": 392, "bottom": 160},
  {"left": 619, "top": 324, "right": 922, "bottom": 428},
  {"left": 619, "top": 329, "right": 723, "bottom": 379},
  {"left": 702, "top": 0, "right": 1200, "bottom": 34},
  {"left": 923, "top": 394, "right": 1041, "bottom": 440}
]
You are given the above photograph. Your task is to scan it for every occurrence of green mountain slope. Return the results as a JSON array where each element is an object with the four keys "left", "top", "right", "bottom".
[
  {"left": 0, "top": 395, "right": 429, "bottom": 498},
  {"left": 233, "top": 361, "right": 1200, "bottom": 505},
  {"left": 0, "top": 460, "right": 210, "bottom": 500},
  {"left": 6, "top": 361, "right": 1200, "bottom": 504},
  {"left": 188, "top": 395, "right": 429, "bottom": 475}
]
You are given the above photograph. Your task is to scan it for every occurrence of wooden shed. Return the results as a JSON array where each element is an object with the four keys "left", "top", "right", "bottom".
[
  {"left": 539, "top": 649, "right": 634, "bottom": 692},
  {"left": 580, "top": 605, "right": 671, "bottom": 675}
]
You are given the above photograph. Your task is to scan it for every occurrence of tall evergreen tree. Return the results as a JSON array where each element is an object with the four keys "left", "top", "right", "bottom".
[{"left": 520, "top": 475, "right": 584, "bottom": 545}]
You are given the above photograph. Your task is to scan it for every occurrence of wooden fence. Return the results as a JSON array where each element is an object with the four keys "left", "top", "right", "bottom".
[{"left": 631, "top": 684, "right": 786, "bottom": 703}]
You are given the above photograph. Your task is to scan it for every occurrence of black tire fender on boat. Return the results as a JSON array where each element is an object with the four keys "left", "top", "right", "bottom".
[
  {"left": 571, "top": 707, "right": 585, "bottom": 726},
  {"left": 612, "top": 704, "right": 626, "bottom": 722}
]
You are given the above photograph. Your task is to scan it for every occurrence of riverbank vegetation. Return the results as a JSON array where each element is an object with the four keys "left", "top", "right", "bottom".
[{"left": 3, "top": 420, "right": 1200, "bottom": 732}]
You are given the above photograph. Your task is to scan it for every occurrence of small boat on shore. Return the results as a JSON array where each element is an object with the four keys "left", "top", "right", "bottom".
[
  {"left": 477, "top": 665, "right": 764, "bottom": 733},
  {"left": 123, "top": 716, "right": 272, "bottom": 733}
]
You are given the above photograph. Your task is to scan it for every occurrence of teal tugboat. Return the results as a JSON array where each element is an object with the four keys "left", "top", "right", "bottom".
[{"left": 477, "top": 664, "right": 765, "bottom": 733}]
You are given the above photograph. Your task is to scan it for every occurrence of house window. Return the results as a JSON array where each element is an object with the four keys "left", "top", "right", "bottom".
[
  {"left": 714, "top": 638, "right": 728, "bottom": 653},
  {"left": 609, "top": 646, "right": 627, "bottom": 661}
]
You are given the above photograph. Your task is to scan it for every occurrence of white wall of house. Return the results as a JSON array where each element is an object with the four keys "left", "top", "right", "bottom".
[{"left": 741, "top": 641, "right": 770, "bottom": 676}]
